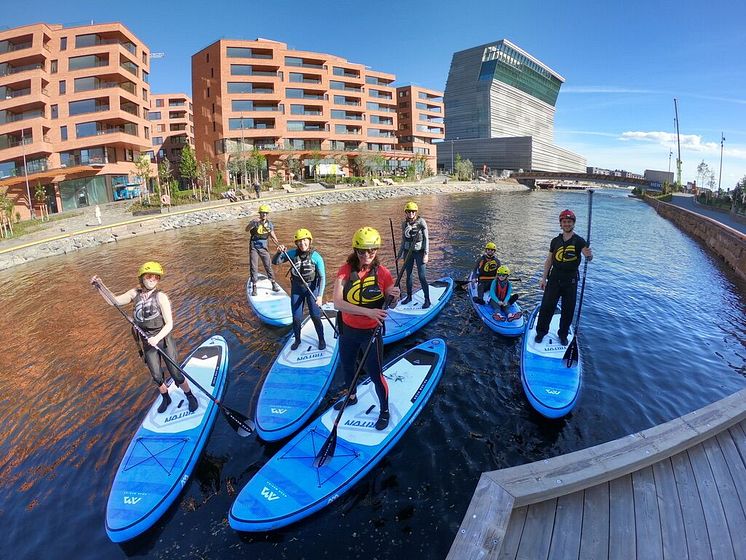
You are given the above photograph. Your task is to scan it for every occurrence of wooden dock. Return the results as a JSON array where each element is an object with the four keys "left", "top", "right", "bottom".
[{"left": 448, "top": 389, "right": 746, "bottom": 559}]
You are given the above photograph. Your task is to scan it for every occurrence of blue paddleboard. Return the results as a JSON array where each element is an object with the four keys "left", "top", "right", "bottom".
[
  {"left": 382, "top": 277, "right": 453, "bottom": 344},
  {"left": 520, "top": 307, "right": 580, "bottom": 418},
  {"left": 229, "top": 338, "right": 447, "bottom": 532},
  {"left": 105, "top": 336, "right": 229, "bottom": 542},
  {"left": 255, "top": 305, "right": 340, "bottom": 441},
  {"left": 467, "top": 272, "right": 525, "bottom": 337},
  {"left": 246, "top": 274, "right": 292, "bottom": 327}
]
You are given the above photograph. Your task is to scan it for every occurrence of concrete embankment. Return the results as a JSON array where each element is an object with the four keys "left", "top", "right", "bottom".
[
  {"left": 0, "top": 181, "right": 526, "bottom": 271},
  {"left": 646, "top": 197, "right": 746, "bottom": 283}
]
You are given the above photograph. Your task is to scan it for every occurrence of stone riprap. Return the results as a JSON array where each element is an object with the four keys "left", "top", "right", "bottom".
[{"left": 0, "top": 181, "right": 526, "bottom": 271}]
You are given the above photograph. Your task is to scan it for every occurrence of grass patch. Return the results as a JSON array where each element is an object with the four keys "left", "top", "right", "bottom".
[{"left": 0, "top": 211, "right": 83, "bottom": 242}]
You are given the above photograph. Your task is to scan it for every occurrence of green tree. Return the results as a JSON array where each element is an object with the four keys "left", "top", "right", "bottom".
[
  {"left": 249, "top": 148, "right": 266, "bottom": 183},
  {"left": 696, "top": 160, "right": 710, "bottom": 190},
  {"left": 133, "top": 155, "right": 153, "bottom": 203},
  {"left": 287, "top": 155, "right": 302, "bottom": 182},
  {"left": 158, "top": 158, "right": 173, "bottom": 198},
  {"left": 179, "top": 145, "right": 198, "bottom": 198},
  {"left": 197, "top": 160, "right": 213, "bottom": 200},
  {"left": 0, "top": 189, "right": 14, "bottom": 237},
  {"left": 454, "top": 154, "right": 474, "bottom": 181}
]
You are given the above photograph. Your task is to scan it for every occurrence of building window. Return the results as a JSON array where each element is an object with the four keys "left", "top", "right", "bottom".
[
  {"left": 207, "top": 87, "right": 210, "bottom": 98},
  {"left": 211, "top": 67, "right": 214, "bottom": 78},
  {"left": 142, "top": 70, "right": 149, "bottom": 84},
  {"left": 142, "top": 52, "right": 147, "bottom": 64},
  {"left": 51, "top": 104, "right": 58, "bottom": 119},
  {"left": 142, "top": 89, "right": 148, "bottom": 102},
  {"left": 60, "top": 37, "right": 67, "bottom": 51},
  {"left": 60, "top": 125, "right": 67, "bottom": 141},
  {"left": 206, "top": 52, "right": 209, "bottom": 63},
  {"left": 152, "top": 136, "right": 162, "bottom": 145},
  {"left": 59, "top": 80, "right": 66, "bottom": 95},
  {"left": 156, "top": 99, "right": 164, "bottom": 108},
  {"left": 147, "top": 111, "right": 161, "bottom": 120},
  {"left": 232, "top": 100, "right": 253, "bottom": 112},
  {"left": 157, "top": 124, "right": 164, "bottom": 132},
  {"left": 144, "top": 126, "right": 149, "bottom": 139},
  {"left": 51, "top": 60, "right": 58, "bottom": 74},
  {"left": 124, "top": 149, "right": 134, "bottom": 162}
]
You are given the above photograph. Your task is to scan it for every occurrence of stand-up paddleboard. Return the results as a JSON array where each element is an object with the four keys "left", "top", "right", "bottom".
[
  {"left": 229, "top": 338, "right": 447, "bottom": 532},
  {"left": 467, "top": 272, "right": 525, "bottom": 337},
  {"left": 255, "top": 305, "right": 340, "bottom": 442},
  {"left": 382, "top": 277, "right": 453, "bottom": 344},
  {"left": 246, "top": 274, "right": 292, "bottom": 327},
  {"left": 521, "top": 307, "right": 580, "bottom": 419},
  {"left": 106, "top": 336, "right": 229, "bottom": 542}
]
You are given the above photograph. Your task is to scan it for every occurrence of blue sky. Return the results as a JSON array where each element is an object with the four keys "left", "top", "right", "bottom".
[{"left": 6, "top": 0, "right": 745, "bottom": 187}]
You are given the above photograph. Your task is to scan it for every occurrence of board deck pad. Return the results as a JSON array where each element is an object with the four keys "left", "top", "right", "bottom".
[
  {"left": 105, "top": 336, "right": 228, "bottom": 542},
  {"left": 229, "top": 339, "right": 447, "bottom": 532},
  {"left": 246, "top": 274, "right": 292, "bottom": 326},
  {"left": 521, "top": 307, "right": 581, "bottom": 418},
  {"left": 255, "top": 305, "right": 340, "bottom": 441},
  {"left": 381, "top": 277, "right": 453, "bottom": 344}
]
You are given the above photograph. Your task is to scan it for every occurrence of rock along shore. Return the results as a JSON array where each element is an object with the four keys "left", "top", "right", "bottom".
[{"left": 0, "top": 181, "right": 526, "bottom": 271}]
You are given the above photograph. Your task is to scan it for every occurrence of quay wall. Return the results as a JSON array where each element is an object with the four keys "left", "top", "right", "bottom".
[{"left": 646, "top": 197, "right": 746, "bottom": 283}]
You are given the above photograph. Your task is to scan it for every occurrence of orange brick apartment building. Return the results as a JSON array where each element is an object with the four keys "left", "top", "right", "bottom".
[
  {"left": 191, "top": 39, "right": 443, "bottom": 182},
  {"left": 0, "top": 22, "right": 152, "bottom": 219},
  {"left": 148, "top": 92, "right": 194, "bottom": 184}
]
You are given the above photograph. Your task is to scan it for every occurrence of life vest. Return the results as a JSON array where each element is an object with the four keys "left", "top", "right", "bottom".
[
  {"left": 290, "top": 249, "right": 316, "bottom": 284},
  {"left": 133, "top": 288, "right": 165, "bottom": 336},
  {"left": 402, "top": 217, "right": 426, "bottom": 252},
  {"left": 250, "top": 219, "right": 272, "bottom": 247},
  {"left": 494, "top": 279, "right": 509, "bottom": 301},
  {"left": 477, "top": 256, "right": 499, "bottom": 281},
  {"left": 343, "top": 266, "right": 384, "bottom": 309}
]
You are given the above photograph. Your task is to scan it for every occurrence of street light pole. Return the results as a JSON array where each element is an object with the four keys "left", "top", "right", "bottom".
[
  {"left": 21, "top": 128, "right": 34, "bottom": 219},
  {"left": 718, "top": 132, "right": 725, "bottom": 193},
  {"left": 240, "top": 113, "right": 246, "bottom": 187},
  {"left": 668, "top": 149, "right": 672, "bottom": 174}
]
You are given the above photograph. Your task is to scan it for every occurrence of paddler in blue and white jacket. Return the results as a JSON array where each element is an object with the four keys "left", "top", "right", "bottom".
[{"left": 273, "top": 228, "right": 327, "bottom": 351}]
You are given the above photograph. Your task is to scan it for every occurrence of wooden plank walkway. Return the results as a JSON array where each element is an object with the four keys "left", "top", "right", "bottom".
[{"left": 448, "top": 389, "right": 746, "bottom": 559}]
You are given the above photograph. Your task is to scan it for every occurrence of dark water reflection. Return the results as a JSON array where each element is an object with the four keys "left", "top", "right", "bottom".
[{"left": 1, "top": 189, "right": 744, "bottom": 559}]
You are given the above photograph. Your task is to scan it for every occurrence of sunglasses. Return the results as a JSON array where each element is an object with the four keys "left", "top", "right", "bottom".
[
  {"left": 355, "top": 248, "right": 377, "bottom": 256},
  {"left": 405, "top": 210, "right": 417, "bottom": 214}
]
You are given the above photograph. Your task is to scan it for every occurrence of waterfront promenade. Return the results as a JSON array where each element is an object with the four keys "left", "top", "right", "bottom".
[
  {"left": 448, "top": 388, "right": 746, "bottom": 559},
  {"left": 668, "top": 193, "right": 746, "bottom": 235}
]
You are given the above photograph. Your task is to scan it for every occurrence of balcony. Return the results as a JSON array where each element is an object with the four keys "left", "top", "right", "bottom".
[
  {"left": 0, "top": 109, "right": 45, "bottom": 124},
  {"left": 76, "top": 122, "right": 138, "bottom": 138},
  {"left": 0, "top": 41, "right": 33, "bottom": 54},
  {"left": 289, "top": 76, "right": 322, "bottom": 84},
  {"left": 285, "top": 58, "right": 324, "bottom": 70},
  {"left": 0, "top": 157, "right": 48, "bottom": 179},
  {"left": 0, "top": 62, "right": 44, "bottom": 77},
  {"left": 369, "top": 91, "right": 393, "bottom": 100},
  {"left": 3, "top": 87, "right": 31, "bottom": 99}
]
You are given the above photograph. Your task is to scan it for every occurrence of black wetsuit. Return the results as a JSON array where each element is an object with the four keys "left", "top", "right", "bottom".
[{"left": 536, "top": 232, "right": 588, "bottom": 338}]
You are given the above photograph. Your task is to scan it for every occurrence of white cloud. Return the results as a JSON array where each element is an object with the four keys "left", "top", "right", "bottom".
[
  {"left": 621, "top": 131, "right": 746, "bottom": 159},
  {"left": 563, "top": 86, "right": 746, "bottom": 105}
]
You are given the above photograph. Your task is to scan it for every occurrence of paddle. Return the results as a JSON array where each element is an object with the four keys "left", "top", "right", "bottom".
[
  {"left": 389, "top": 218, "right": 401, "bottom": 281},
  {"left": 314, "top": 238, "right": 416, "bottom": 468},
  {"left": 563, "top": 189, "right": 594, "bottom": 368},
  {"left": 272, "top": 239, "right": 339, "bottom": 338},
  {"left": 91, "top": 279, "right": 255, "bottom": 437}
]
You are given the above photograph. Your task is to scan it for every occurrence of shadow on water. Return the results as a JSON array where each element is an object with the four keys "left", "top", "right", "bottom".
[{"left": 1, "top": 188, "right": 744, "bottom": 558}]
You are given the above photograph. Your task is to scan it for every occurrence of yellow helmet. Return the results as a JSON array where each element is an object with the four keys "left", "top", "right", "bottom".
[
  {"left": 485, "top": 242, "right": 497, "bottom": 251},
  {"left": 294, "top": 228, "right": 313, "bottom": 242},
  {"left": 497, "top": 265, "right": 511, "bottom": 276},
  {"left": 138, "top": 261, "right": 164, "bottom": 278},
  {"left": 352, "top": 226, "right": 381, "bottom": 250},
  {"left": 258, "top": 204, "right": 271, "bottom": 213},
  {"left": 404, "top": 201, "right": 418, "bottom": 212}
]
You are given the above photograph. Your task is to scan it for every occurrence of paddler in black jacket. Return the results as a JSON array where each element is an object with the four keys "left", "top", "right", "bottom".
[
  {"left": 91, "top": 262, "right": 198, "bottom": 414},
  {"left": 471, "top": 241, "right": 500, "bottom": 304},
  {"left": 535, "top": 209, "right": 593, "bottom": 346},
  {"left": 398, "top": 200, "right": 431, "bottom": 308}
]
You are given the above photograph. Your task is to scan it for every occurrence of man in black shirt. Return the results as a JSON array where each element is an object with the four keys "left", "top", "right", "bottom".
[{"left": 535, "top": 209, "right": 593, "bottom": 345}]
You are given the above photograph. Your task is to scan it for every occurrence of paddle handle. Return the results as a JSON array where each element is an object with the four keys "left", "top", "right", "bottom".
[{"left": 573, "top": 189, "right": 594, "bottom": 333}]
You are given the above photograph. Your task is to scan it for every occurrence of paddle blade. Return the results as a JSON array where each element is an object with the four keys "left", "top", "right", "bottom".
[
  {"left": 314, "top": 430, "right": 338, "bottom": 468},
  {"left": 221, "top": 406, "right": 255, "bottom": 437},
  {"left": 563, "top": 337, "right": 579, "bottom": 368}
]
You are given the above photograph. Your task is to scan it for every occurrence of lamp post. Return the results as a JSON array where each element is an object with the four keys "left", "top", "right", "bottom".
[
  {"left": 668, "top": 149, "right": 672, "bottom": 174},
  {"left": 450, "top": 136, "right": 459, "bottom": 173},
  {"left": 240, "top": 113, "right": 247, "bottom": 187},
  {"left": 20, "top": 128, "right": 35, "bottom": 219},
  {"left": 718, "top": 132, "right": 725, "bottom": 194}
]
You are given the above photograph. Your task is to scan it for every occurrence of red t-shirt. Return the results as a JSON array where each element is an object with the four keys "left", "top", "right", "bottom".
[{"left": 337, "top": 263, "right": 394, "bottom": 330}]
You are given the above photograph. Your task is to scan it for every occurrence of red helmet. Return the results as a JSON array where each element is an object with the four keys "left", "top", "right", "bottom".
[{"left": 559, "top": 209, "right": 576, "bottom": 222}]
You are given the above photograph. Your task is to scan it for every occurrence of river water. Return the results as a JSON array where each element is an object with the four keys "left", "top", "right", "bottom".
[{"left": 1, "top": 188, "right": 744, "bottom": 559}]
